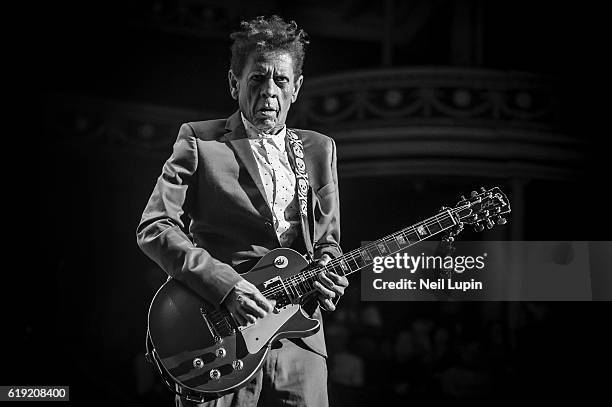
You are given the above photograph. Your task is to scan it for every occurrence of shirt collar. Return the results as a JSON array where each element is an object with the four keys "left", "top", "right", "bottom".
[{"left": 240, "top": 112, "right": 286, "bottom": 149}]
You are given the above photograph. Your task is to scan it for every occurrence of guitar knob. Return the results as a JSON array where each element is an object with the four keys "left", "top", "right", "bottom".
[
  {"left": 215, "top": 348, "right": 227, "bottom": 358},
  {"left": 232, "top": 360, "right": 244, "bottom": 370},
  {"left": 496, "top": 216, "right": 507, "bottom": 225},
  {"left": 474, "top": 223, "right": 484, "bottom": 232},
  {"left": 486, "top": 219, "right": 495, "bottom": 229},
  {"left": 193, "top": 358, "right": 204, "bottom": 369},
  {"left": 209, "top": 369, "right": 221, "bottom": 380},
  {"left": 274, "top": 256, "right": 289, "bottom": 269}
]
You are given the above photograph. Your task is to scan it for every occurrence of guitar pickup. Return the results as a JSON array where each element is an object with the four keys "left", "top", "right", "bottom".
[{"left": 261, "top": 276, "right": 292, "bottom": 308}]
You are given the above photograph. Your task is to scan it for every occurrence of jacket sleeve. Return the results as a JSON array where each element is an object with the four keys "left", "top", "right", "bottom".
[
  {"left": 136, "top": 123, "right": 242, "bottom": 304},
  {"left": 313, "top": 137, "right": 342, "bottom": 260}
]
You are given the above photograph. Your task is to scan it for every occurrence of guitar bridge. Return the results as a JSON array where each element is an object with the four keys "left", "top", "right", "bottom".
[{"left": 199, "top": 308, "right": 221, "bottom": 342}]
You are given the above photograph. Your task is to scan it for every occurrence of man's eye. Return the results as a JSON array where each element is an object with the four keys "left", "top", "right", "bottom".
[{"left": 275, "top": 77, "right": 289, "bottom": 83}]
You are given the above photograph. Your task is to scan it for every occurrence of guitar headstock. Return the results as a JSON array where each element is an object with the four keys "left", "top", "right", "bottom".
[{"left": 454, "top": 187, "right": 511, "bottom": 232}]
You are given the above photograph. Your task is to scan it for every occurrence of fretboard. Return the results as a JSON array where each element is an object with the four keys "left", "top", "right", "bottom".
[{"left": 282, "top": 209, "right": 459, "bottom": 299}]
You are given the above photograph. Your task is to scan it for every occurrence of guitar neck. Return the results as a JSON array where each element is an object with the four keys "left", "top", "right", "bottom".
[{"left": 282, "top": 208, "right": 460, "bottom": 300}]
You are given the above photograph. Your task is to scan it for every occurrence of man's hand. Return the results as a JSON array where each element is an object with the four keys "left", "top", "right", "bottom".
[
  {"left": 313, "top": 254, "right": 349, "bottom": 311},
  {"left": 223, "top": 279, "right": 275, "bottom": 326}
]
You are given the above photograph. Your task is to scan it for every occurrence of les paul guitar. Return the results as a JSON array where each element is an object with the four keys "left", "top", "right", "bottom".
[{"left": 146, "top": 187, "right": 510, "bottom": 402}]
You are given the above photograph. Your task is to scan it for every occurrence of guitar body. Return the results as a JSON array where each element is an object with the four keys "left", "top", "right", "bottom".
[
  {"left": 147, "top": 248, "right": 319, "bottom": 399},
  {"left": 146, "top": 186, "right": 510, "bottom": 401}
]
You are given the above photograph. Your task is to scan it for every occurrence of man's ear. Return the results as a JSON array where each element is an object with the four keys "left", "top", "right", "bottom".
[
  {"left": 228, "top": 69, "right": 239, "bottom": 100},
  {"left": 291, "top": 75, "right": 304, "bottom": 103}
]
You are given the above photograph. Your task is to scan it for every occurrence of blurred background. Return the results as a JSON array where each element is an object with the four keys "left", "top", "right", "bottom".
[{"left": 17, "top": 0, "right": 610, "bottom": 404}]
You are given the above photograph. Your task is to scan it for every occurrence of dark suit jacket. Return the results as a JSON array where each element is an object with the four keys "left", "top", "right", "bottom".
[{"left": 136, "top": 110, "right": 342, "bottom": 357}]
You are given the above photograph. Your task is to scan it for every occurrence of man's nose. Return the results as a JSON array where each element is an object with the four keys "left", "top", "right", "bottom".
[{"left": 260, "top": 78, "right": 279, "bottom": 98}]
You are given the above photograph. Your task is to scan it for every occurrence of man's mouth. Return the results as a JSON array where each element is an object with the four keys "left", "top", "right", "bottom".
[{"left": 257, "top": 107, "right": 278, "bottom": 117}]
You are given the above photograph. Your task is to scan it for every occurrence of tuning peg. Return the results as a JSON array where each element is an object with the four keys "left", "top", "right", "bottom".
[
  {"left": 480, "top": 187, "right": 487, "bottom": 193},
  {"left": 460, "top": 195, "right": 467, "bottom": 201},
  {"left": 486, "top": 218, "right": 495, "bottom": 229},
  {"left": 496, "top": 216, "right": 507, "bottom": 225},
  {"left": 470, "top": 190, "right": 478, "bottom": 197},
  {"left": 474, "top": 223, "right": 484, "bottom": 232}
]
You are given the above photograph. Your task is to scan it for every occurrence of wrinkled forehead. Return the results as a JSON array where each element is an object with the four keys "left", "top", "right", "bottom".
[{"left": 245, "top": 50, "right": 296, "bottom": 75}]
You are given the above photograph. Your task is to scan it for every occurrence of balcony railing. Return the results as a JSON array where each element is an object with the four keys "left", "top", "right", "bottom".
[
  {"left": 288, "top": 67, "right": 582, "bottom": 181},
  {"left": 43, "top": 67, "right": 583, "bottom": 181}
]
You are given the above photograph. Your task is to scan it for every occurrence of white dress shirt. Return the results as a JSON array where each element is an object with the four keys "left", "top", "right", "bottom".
[{"left": 241, "top": 113, "right": 300, "bottom": 247}]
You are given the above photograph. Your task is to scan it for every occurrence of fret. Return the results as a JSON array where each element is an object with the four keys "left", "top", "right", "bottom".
[
  {"left": 370, "top": 243, "right": 385, "bottom": 257},
  {"left": 439, "top": 213, "right": 455, "bottom": 229},
  {"left": 327, "top": 262, "right": 344, "bottom": 277},
  {"left": 401, "top": 230, "right": 414, "bottom": 245},
  {"left": 302, "top": 273, "right": 311, "bottom": 293},
  {"left": 293, "top": 274, "right": 306, "bottom": 295},
  {"left": 376, "top": 241, "right": 389, "bottom": 255},
  {"left": 405, "top": 230, "right": 420, "bottom": 243},
  {"left": 346, "top": 255, "right": 361, "bottom": 270},
  {"left": 304, "top": 272, "right": 315, "bottom": 291},
  {"left": 366, "top": 245, "right": 380, "bottom": 259},
  {"left": 394, "top": 233, "right": 408, "bottom": 246},
  {"left": 336, "top": 263, "right": 348, "bottom": 277},
  {"left": 360, "top": 248, "right": 372, "bottom": 261},
  {"left": 338, "top": 258, "right": 349, "bottom": 274},
  {"left": 425, "top": 223, "right": 434, "bottom": 236},
  {"left": 353, "top": 251, "right": 369, "bottom": 267},
  {"left": 426, "top": 221, "right": 442, "bottom": 235},
  {"left": 284, "top": 206, "right": 465, "bottom": 294},
  {"left": 435, "top": 216, "right": 444, "bottom": 230},
  {"left": 384, "top": 236, "right": 402, "bottom": 252},
  {"left": 290, "top": 278, "right": 302, "bottom": 297},
  {"left": 285, "top": 279, "right": 296, "bottom": 298}
]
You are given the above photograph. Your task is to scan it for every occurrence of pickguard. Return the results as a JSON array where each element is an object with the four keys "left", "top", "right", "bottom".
[{"left": 240, "top": 304, "right": 300, "bottom": 354}]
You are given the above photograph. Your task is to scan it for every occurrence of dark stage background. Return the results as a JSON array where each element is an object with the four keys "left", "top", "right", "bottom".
[{"left": 13, "top": 0, "right": 610, "bottom": 405}]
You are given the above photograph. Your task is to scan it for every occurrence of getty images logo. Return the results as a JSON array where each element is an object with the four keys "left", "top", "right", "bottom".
[{"left": 372, "top": 253, "right": 487, "bottom": 274}]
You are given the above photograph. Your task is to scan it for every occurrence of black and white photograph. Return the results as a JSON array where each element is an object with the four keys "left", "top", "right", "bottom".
[{"left": 11, "top": 0, "right": 611, "bottom": 405}]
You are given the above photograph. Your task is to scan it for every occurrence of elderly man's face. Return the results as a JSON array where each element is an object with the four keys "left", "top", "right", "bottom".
[{"left": 229, "top": 51, "right": 303, "bottom": 133}]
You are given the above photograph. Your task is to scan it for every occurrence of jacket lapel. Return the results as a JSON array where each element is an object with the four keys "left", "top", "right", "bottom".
[{"left": 225, "top": 111, "right": 273, "bottom": 220}]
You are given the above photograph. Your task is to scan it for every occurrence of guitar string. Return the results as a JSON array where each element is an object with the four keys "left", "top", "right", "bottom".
[
  {"left": 205, "top": 210, "right": 459, "bottom": 322},
  {"left": 206, "top": 209, "right": 459, "bottom": 324},
  {"left": 259, "top": 198, "right": 504, "bottom": 299},
  {"left": 258, "top": 208, "right": 461, "bottom": 298},
  {"left": 209, "top": 200, "right": 504, "bottom": 321}
]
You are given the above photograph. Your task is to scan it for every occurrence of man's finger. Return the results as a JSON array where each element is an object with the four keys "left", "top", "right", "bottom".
[
  {"left": 243, "top": 298, "right": 268, "bottom": 318},
  {"left": 318, "top": 272, "right": 335, "bottom": 289},
  {"left": 316, "top": 254, "right": 332, "bottom": 266},
  {"left": 314, "top": 280, "right": 336, "bottom": 299},
  {"left": 323, "top": 298, "right": 336, "bottom": 311},
  {"left": 252, "top": 292, "right": 274, "bottom": 313},
  {"left": 319, "top": 272, "right": 345, "bottom": 296},
  {"left": 327, "top": 272, "right": 349, "bottom": 287}
]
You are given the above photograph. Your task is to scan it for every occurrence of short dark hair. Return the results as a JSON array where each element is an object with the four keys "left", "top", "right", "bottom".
[{"left": 229, "top": 15, "right": 309, "bottom": 78}]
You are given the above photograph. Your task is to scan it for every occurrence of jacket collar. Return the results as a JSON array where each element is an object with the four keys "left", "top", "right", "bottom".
[
  {"left": 224, "top": 110, "right": 245, "bottom": 139},
  {"left": 225, "top": 110, "right": 275, "bottom": 223}
]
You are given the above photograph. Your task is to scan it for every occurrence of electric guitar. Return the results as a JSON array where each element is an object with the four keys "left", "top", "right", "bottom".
[{"left": 146, "top": 187, "right": 510, "bottom": 402}]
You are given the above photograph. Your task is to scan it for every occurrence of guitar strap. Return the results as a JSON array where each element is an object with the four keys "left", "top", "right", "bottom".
[{"left": 285, "top": 128, "right": 314, "bottom": 262}]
